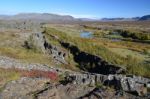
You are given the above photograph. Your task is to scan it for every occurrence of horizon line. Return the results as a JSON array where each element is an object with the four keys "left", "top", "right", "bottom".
[{"left": 0, "top": 12, "right": 147, "bottom": 19}]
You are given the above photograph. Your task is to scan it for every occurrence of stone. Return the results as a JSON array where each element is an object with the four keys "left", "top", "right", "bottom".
[
  {"left": 147, "top": 83, "right": 150, "bottom": 88},
  {"left": 24, "top": 32, "right": 46, "bottom": 53},
  {"left": 79, "top": 87, "right": 117, "bottom": 99},
  {"left": 65, "top": 72, "right": 150, "bottom": 97},
  {"left": 0, "top": 77, "right": 95, "bottom": 99},
  {"left": 50, "top": 46, "right": 67, "bottom": 64},
  {"left": 136, "top": 83, "right": 147, "bottom": 96},
  {"left": 24, "top": 32, "right": 67, "bottom": 64},
  {"left": 108, "top": 74, "right": 114, "bottom": 80},
  {"left": 0, "top": 77, "right": 50, "bottom": 99}
]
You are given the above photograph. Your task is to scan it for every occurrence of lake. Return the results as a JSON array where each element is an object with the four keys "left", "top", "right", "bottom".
[{"left": 80, "top": 31, "right": 93, "bottom": 38}]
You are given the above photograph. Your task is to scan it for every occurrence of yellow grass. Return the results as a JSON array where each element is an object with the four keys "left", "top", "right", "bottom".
[
  {"left": 0, "top": 68, "right": 20, "bottom": 91},
  {"left": 0, "top": 47, "right": 53, "bottom": 65}
]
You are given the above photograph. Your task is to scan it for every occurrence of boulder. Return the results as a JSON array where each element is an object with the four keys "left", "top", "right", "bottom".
[{"left": 24, "top": 32, "right": 67, "bottom": 64}]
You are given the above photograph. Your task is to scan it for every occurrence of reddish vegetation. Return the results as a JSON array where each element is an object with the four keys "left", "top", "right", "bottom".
[
  {"left": 0, "top": 68, "right": 58, "bottom": 81},
  {"left": 22, "top": 70, "right": 58, "bottom": 80}
]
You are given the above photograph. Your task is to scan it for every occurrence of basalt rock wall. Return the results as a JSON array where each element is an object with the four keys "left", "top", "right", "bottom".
[
  {"left": 60, "top": 41, "right": 125, "bottom": 75},
  {"left": 66, "top": 73, "right": 150, "bottom": 96}
]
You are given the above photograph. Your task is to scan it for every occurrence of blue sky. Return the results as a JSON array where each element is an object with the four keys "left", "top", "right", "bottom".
[{"left": 0, "top": 0, "right": 150, "bottom": 18}]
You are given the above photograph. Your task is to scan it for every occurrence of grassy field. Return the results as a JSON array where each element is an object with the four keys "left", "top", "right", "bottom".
[
  {"left": 0, "top": 47, "right": 53, "bottom": 65},
  {"left": 0, "top": 31, "right": 54, "bottom": 66},
  {"left": 45, "top": 24, "right": 81, "bottom": 37},
  {"left": 109, "top": 48, "right": 149, "bottom": 62},
  {"left": 0, "top": 68, "right": 20, "bottom": 92}
]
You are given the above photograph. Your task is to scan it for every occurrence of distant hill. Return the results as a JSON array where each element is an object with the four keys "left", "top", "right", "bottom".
[
  {"left": 0, "top": 13, "right": 76, "bottom": 22},
  {"left": 0, "top": 15, "right": 10, "bottom": 19},
  {"left": 101, "top": 17, "right": 140, "bottom": 21},
  {"left": 139, "top": 15, "right": 150, "bottom": 21}
]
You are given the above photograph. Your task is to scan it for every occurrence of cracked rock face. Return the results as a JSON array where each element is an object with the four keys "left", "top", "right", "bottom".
[
  {"left": 0, "top": 77, "right": 50, "bottom": 99},
  {"left": 79, "top": 87, "right": 147, "bottom": 99},
  {"left": 36, "top": 84, "right": 95, "bottom": 99},
  {"left": 66, "top": 73, "right": 150, "bottom": 97},
  {"left": 0, "top": 77, "right": 94, "bottom": 99},
  {"left": 1, "top": 76, "right": 148, "bottom": 99},
  {"left": 46, "top": 45, "right": 67, "bottom": 64}
]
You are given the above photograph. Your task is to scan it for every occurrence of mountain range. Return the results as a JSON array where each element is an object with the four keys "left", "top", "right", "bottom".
[
  {"left": 0, "top": 13, "right": 76, "bottom": 22},
  {"left": 139, "top": 15, "right": 150, "bottom": 21},
  {"left": 0, "top": 13, "right": 150, "bottom": 22}
]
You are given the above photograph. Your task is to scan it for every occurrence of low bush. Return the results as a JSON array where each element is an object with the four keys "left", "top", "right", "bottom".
[
  {"left": 21, "top": 70, "right": 58, "bottom": 80},
  {"left": 115, "top": 29, "right": 150, "bottom": 40},
  {"left": 0, "top": 68, "right": 58, "bottom": 81}
]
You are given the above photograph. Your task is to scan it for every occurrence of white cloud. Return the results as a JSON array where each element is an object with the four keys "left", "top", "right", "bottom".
[{"left": 70, "top": 14, "right": 98, "bottom": 18}]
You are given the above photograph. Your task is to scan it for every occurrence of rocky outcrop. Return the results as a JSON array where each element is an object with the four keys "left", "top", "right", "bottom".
[
  {"left": 24, "top": 32, "right": 46, "bottom": 53},
  {"left": 1, "top": 76, "right": 149, "bottom": 99},
  {"left": 0, "top": 77, "right": 51, "bottom": 99},
  {"left": 24, "top": 32, "right": 67, "bottom": 64},
  {"left": 79, "top": 87, "right": 146, "bottom": 99},
  {"left": 80, "top": 88, "right": 119, "bottom": 99},
  {"left": 0, "top": 56, "right": 73, "bottom": 76},
  {"left": 0, "top": 55, "right": 149, "bottom": 98},
  {"left": 107, "top": 75, "right": 150, "bottom": 96},
  {"left": 65, "top": 73, "right": 150, "bottom": 97},
  {"left": 44, "top": 42, "right": 67, "bottom": 64},
  {"left": 37, "top": 84, "right": 95, "bottom": 99},
  {"left": 0, "top": 77, "right": 95, "bottom": 99}
]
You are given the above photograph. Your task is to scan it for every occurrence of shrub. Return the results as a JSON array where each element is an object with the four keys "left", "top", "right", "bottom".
[
  {"left": 116, "top": 29, "right": 150, "bottom": 40},
  {"left": 143, "top": 49, "right": 149, "bottom": 55}
]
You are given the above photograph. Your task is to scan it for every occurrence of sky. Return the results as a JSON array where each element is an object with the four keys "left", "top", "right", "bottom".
[{"left": 0, "top": 0, "right": 150, "bottom": 18}]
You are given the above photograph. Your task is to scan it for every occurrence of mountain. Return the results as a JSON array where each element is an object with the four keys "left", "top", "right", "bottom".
[
  {"left": 0, "top": 13, "right": 76, "bottom": 22},
  {"left": 0, "top": 15, "right": 10, "bottom": 19},
  {"left": 101, "top": 17, "right": 140, "bottom": 21},
  {"left": 139, "top": 15, "right": 150, "bottom": 21}
]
